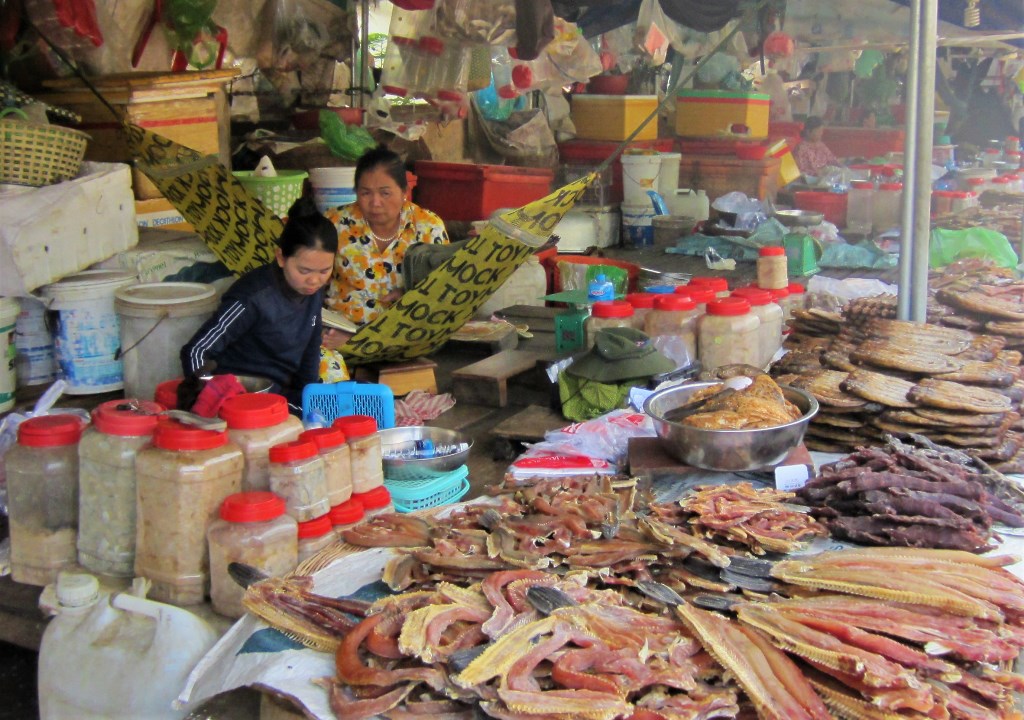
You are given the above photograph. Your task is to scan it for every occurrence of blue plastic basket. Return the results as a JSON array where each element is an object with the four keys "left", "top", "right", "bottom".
[
  {"left": 302, "top": 381, "right": 396, "bottom": 429},
  {"left": 386, "top": 465, "right": 470, "bottom": 513}
]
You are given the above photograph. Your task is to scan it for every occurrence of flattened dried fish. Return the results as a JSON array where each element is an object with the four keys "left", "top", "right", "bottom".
[
  {"left": 852, "top": 340, "right": 963, "bottom": 375},
  {"left": 908, "top": 378, "right": 1012, "bottom": 414},
  {"left": 791, "top": 370, "right": 865, "bottom": 408},
  {"left": 940, "top": 289, "right": 1024, "bottom": 320},
  {"left": 870, "top": 319, "right": 974, "bottom": 353},
  {"left": 933, "top": 361, "right": 1016, "bottom": 387},
  {"left": 912, "top": 407, "right": 1007, "bottom": 428},
  {"left": 842, "top": 369, "right": 917, "bottom": 409},
  {"left": 987, "top": 319, "right": 1024, "bottom": 337}
]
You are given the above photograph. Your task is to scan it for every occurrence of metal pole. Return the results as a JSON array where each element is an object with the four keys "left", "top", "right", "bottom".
[
  {"left": 911, "top": 0, "right": 939, "bottom": 322},
  {"left": 357, "top": 0, "right": 372, "bottom": 109},
  {"left": 897, "top": 0, "right": 921, "bottom": 321}
]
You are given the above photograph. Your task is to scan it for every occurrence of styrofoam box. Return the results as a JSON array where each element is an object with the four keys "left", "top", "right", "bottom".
[
  {"left": 0, "top": 162, "right": 138, "bottom": 296},
  {"left": 551, "top": 205, "right": 621, "bottom": 252}
]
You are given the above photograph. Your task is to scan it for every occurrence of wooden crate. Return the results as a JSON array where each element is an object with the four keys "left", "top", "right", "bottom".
[
  {"left": 675, "top": 154, "right": 781, "bottom": 203},
  {"left": 40, "top": 69, "right": 237, "bottom": 200}
]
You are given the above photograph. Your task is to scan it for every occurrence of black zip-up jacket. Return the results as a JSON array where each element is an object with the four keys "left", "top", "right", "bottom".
[{"left": 180, "top": 263, "right": 322, "bottom": 407}]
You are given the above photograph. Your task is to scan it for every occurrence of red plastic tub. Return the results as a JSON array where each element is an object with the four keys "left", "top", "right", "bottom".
[
  {"left": 412, "top": 162, "right": 553, "bottom": 222},
  {"left": 558, "top": 138, "right": 675, "bottom": 204},
  {"left": 794, "top": 191, "right": 849, "bottom": 227}
]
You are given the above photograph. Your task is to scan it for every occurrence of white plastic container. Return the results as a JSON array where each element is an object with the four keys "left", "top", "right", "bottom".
[
  {"left": 333, "top": 415, "right": 384, "bottom": 494},
  {"left": 13, "top": 295, "right": 56, "bottom": 388},
  {"left": 40, "top": 270, "right": 137, "bottom": 395},
  {"left": 475, "top": 255, "right": 548, "bottom": 319},
  {"left": 698, "top": 297, "right": 761, "bottom": 371},
  {"left": 872, "top": 183, "right": 903, "bottom": 233},
  {"left": 732, "top": 288, "right": 784, "bottom": 367},
  {"left": 268, "top": 440, "right": 330, "bottom": 523},
  {"left": 846, "top": 180, "right": 874, "bottom": 235},
  {"left": 621, "top": 204, "right": 656, "bottom": 249},
  {"left": 657, "top": 152, "right": 682, "bottom": 199},
  {"left": 620, "top": 152, "right": 663, "bottom": 205},
  {"left": 115, "top": 282, "right": 218, "bottom": 402},
  {"left": 667, "top": 188, "right": 709, "bottom": 222},
  {"left": 0, "top": 296, "right": 17, "bottom": 412},
  {"left": 550, "top": 205, "right": 620, "bottom": 252},
  {"left": 38, "top": 571, "right": 217, "bottom": 720},
  {"left": 220, "top": 393, "right": 304, "bottom": 492}
]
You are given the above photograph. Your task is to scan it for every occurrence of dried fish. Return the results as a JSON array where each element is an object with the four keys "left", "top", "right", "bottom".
[{"left": 908, "top": 378, "right": 1012, "bottom": 414}]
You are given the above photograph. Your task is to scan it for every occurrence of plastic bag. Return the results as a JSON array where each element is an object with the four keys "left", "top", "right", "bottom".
[
  {"left": 320, "top": 110, "right": 377, "bottom": 161},
  {"left": 930, "top": 228, "right": 1018, "bottom": 270}
]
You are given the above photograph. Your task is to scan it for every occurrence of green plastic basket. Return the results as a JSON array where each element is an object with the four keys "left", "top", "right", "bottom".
[
  {"left": 386, "top": 465, "right": 469, "bottom": 513},
  {"left": 233, "top": 170, "right": 308, "bottom": 218}
]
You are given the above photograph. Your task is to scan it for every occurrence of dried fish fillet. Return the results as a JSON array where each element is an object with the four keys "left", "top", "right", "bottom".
[
  {"left": 870, "top": 319, "right": 974, "bottom": 352},
  {"left": 908, "top": 379, "right": 1012, "bottom": 414},
  {"left": 852, "top": 340, "right": 963, "bottom": 375},
  {"left": 791, "top": 370, "right": 865, "bottom": 408},
  {"left": 912, "top": 407, "right": 1007, "bottom": 427},
  {"left": 933, "top": 361, "right": 1016, "bottom": 387},
  {"left": 842, "top": 369, "right": 916, "bottom": 409},
  {"left": 940, "top": 289, "right": 1024, "bottom": 320},
  {"left": 987, "top": 319, "right": 1024, "bottom": 337}
]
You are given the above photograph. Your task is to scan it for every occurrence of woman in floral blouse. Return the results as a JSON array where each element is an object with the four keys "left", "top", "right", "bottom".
[
  {"left": 793, "top": 116, "right": 839, "bottom": 178},
  {"left": 319, "top": 147, "right": 448, "bottom": 380}
]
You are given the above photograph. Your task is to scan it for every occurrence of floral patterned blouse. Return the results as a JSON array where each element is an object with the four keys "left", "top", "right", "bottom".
[{"left": 324, "top": 200, "right": 449, "bottom": 326}]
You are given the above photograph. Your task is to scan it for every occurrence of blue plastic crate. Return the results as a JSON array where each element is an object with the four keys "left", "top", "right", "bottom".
[
  {"left": 386, "top": 465, "right": 470, "bottom": 513},
  {"left": 302, "top": 381, "right": 396, "bottom": 429}
]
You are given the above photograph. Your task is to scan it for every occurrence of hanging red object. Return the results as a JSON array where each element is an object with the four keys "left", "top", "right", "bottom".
[
  {"left": 763, "top": 31, "right": 794, "bottom": 59},
  {"left": 51, "top": 0, "right": 104, "bottom": 47}
]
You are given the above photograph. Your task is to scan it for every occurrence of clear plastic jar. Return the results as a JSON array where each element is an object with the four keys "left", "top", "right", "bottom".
[
  {"left": 982, "top": 147, "right": 1002, "bottom": 167},
  {"left": 298, "top": 428, "right": 353, "bottom": 507},
  {"left": 931, "top": 190, "right": 955, "bottom": 216},
  {"left": 785, "top": 283, "right": 806, "bottom": 316},
  {"left": 296, "top": 515, "right": 336, "bottom": 564},
  {"left": 220, "top": 394, "right": 303, "bottom": 492},
  {"left": 764, "top": 287, "right": 792, "bottom": 324},
  {"left": 268, "top": 440, "right": 330, "bottom": 523},
  {"left": 434, "top": 40, "right": 470, "bottom": 105},
  {"left": 645, "top": 295, "right": 697, "bottom": 368},
  {"left": 208, "top": 492, "right": 297, "bottom": 619},
  {"left": 964, "top": 176, "right": 987, "bottom": 195},
  {"left": 329, "top": 499, "right": 365, "bottom": 535},
  {"left": 351, "top": 486, "right": 394, "bottom": 519},
  {"left": 872, "top": 182, "right": 903, "bottom": 232},
  {"left": 333, "top": 415, "right": 384, "bottom": 494},
  {"left": 950, "top": 191, "right": 978, "bottom": 212},
  {"left": 688, "top": 277, "right": 729, "bottom": 298},
  {"left": 756, "top": 246, "right": 788, "bottom": 290},
  {"left": 78, "top": 400, "right": 162, "bottom": 577},
  {"left": 625, "top": 293, "right": 657, "bottom": 330},
  {"left": 991, "top": 176, "right": 1015, "bottom": 194},
  {"left": 732, "top": 288, "right": 784, "bottom": 367},
  {"left": 135, "top": 420, "right": 244, "bottom": 605},
  {"left": 698, "top": 298, "right": 760, "bottom": 371},
  {"left": 5, "top": 415, "right": 84, "bottom": 586},
  {"left": 585, "top": 300, "right": 635, "bottom": 349},
  {"left": 683, "top": 287, "right": 716, "bottom": 316},
  {"left": 846, "top": 180, "right": 874, "bottom": 235}
]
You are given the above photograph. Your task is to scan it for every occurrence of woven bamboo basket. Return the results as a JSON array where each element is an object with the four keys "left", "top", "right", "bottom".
[{"left": 0, "top": 108, "right": 89, "bottom": 187}]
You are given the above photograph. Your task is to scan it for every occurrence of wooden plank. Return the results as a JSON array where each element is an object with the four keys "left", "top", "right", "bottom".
[
  {"left": 354, "top": 359, "right": 438, "bottom": 396},
  {"left": 451, "top": 350, "right": 548, "bottom": 407},
  {"left": 492, "top": 405, "right": 566, "bottom": 442},
  {"left": 430, "top": 404, "right": 497, "bottom": 432}
]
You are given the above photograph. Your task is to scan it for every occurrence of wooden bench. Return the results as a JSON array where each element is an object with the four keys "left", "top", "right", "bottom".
[{"left": 451, "top": 349, "right": 554, "bottom": 407}]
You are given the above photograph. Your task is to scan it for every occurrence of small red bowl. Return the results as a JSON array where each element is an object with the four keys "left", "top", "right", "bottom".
[{"left": 734, "top": 142, "right": 768, "bottom": 160}]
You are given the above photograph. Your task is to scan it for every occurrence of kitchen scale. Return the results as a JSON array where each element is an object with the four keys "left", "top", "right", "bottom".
[{"left": 774, "top": 210, "right": 823, "bottom": 277}]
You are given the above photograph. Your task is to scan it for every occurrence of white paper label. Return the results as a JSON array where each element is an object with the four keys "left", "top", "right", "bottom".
[{"left": 774, "top": 463, "right": 809, "bottom": 491}]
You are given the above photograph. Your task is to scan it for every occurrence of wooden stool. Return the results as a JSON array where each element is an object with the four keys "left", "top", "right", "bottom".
[{"left": 353, "top": 358, "right": 438, "bottom": 397}]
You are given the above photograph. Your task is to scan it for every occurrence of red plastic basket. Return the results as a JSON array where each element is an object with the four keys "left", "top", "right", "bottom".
[{"left": 412, "top": 161, "right": 552, "bottom": 222}]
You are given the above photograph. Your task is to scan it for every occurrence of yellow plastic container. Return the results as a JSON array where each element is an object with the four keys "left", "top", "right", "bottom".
[
  {"left": 675, "top": 90, "right": 770, "bottom": 138},
  {"left": 769, "top": 139, "right": 801, "bottom": 187},
  {"left": 570, "top": 95, "right": 658, "bottom": 142}
]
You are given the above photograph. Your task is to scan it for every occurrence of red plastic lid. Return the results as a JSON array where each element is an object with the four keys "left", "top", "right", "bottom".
[
  {"left": 707, "top": 298, "right": 751, "bottom": 316},
  {"left": 932, "top": 190, "right": 955, "bottom": 197},
  {"left": 985, "top": 148, "right": 1001, "bottom": 154},
  {"left": 731, "top": 288, "right": 771, "bottom": 306},
  {"left": 878, "top": 182, "right": 903, "bottom": 191},
  {"left": 154, "top": 378, "right": 182, "bottom": 410},
  {"left": 297, "top": 514, "right": 334, "bottom": 539},
  {"left": 382, "top": 85, "right": 409, "bottom": 97},
  {"left": 966, "top": 177, "right": 986, "bottom": 185},
  {"left": 392, "top": 35, "right": 417, "bottom": 47},
  {"left": 92, "top": 400, "right": 164, "bottom": 437},
  {"left": 947, "top": 191, "right": 970, "bottom": 198},
  {"left": 592, "top": 300, "right": 634, "bottom": 318},
  {"left": 436, "top": 90, "right": 465, "bottom": 103},
  {"left": 672, "top": 286, "right": 691, "bottom": 296},
  {"left": 497, "top": 84, "right": 520, "bottom": 99},
  {"left": 220, "top": 491, "right": 286, "bottom": 522},
  {"left": 787, "top": 282, "right": 805, "bottom": 294},
  {"left": 299, "top": 427, "right": 347, "bottom": 450},
  {"left": 992, "top": 176, "right": 1012, "bottom": 184},
  {"left": 653, "top": 294, "right": 695, "bottom": 311},
  {"left": 329, "top": 499, "right": 365, "bottom": 525},
  {"left": 964, "top": 191, "right": 978, "bottom": 198},
  {"left": 626, "top": 293, "right": 657, "bottom": 309},
  {"left": 219, "top": 394, "right": 290, "bottom": 430},
  {"left": 767, "top": 287, "right": 790, "bottom": 301},
  {"left": 686, "top": 288, "right": 716, "bottom": 304},
  {"left": 850, "top": 180, "right": 874, "bottom": 189},
  {"left": 269, "top": 440, "right": 318, "bottom": 464},
  {"left": 153, "top": 420, "right": 228, "bottom": 451},
  {"left": 688, "top": 277, "right": 728, "bottom": 291},
  {"left": 419, "top": 37, "right": 443, "bottom": 55},
  {"left": 511, "top": 64, "right": 533, "bottom": 89},
  {"left": 758, "top": 246, "right": 785, "bottom": 257},
  {"left": 352, "top": 486, "right": 391, "bottom": 510},
  {"left": 333, "top": 415, "right": 378, "bottom": 438},
  {"left": 17, "top": 415, "right": 84, "bottom": 447}
]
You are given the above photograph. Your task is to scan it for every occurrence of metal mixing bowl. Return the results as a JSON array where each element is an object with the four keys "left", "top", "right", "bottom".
[
  {"left": 643, "top": 382, "right": 818, "bottom": 471},
  {"left": 379, "top": 426, "right": 473, "bottom": 481},
  {"left": 774, "top": 209, "right": 825, "bottom": 227}
]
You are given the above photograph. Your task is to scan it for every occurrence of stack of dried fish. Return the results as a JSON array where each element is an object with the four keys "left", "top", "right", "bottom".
[
  {"left": 933, "top": 201, "right": 1023, "bottom": 241},
  {"left": 798, "top": 435, "right": 1024, "bottom": 551}
]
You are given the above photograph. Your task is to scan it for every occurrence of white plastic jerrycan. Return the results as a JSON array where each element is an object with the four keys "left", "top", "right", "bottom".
[
  {"left": 38, "top": 572, "right": 218, "bottom": 720},
  {"left": 668, "top": 188, "right": 710, "bottom": 223}
]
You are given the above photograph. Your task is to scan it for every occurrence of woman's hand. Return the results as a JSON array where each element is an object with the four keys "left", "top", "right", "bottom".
[{"left": 322, "top": 327, "right": 353, "bottom": 351}]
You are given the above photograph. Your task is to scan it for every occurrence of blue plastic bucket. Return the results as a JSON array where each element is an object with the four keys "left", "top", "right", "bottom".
[
  {"left": 621, "top": 203, "right": 656, "bottom": 249},
  {"left": 41, "top": 270, "right": 137, "bottom": 394}
]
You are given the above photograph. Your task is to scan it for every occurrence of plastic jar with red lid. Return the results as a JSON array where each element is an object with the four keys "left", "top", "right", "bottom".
[
  {"left": 299, "top": 428, "right": 353, "bottom": 507},
  {"left": 756, "top": 246, "right": 788, "bottom": 290},
  {"left": 697, "top": 297, "right": 760, "bottom": 370},
  {"left": 268, "top": 440, "right": 329, "bottom": 523},
  {"left": 625, "top": 293, "right": 657, "bottom": 330},
  {"left": 135, "top": 420, "right": 244, "bottom": 605},
  {"left": 683, "top": 287, "right": 716, "bottom": 314},
  {"left": 296, "top": 515, "right": 336, "bottom": 564},
  {"left": 688, "top": 276, "right": 730, "bottom": 298},
  {"left": 329, "top": 499, "right": 366, "bottom": 535},
  {"left": 5, "top": 415, "right": 85, "bottom": 586},
  {"left": 220, "top": 393, "right": 303, "bottom": 492},
  {"left": 351, "top": 486, "right": 394, "bottom": 520},
  {"left": 585, "top": 300, "right": 635, "bottom": 349},
  {"left": 872, "top": 182, "right": 903, "bottom": 232},
  {"left": 78, "top": 399, "right": 164, "bottom": 577},
  {"left": 334, "top": 415, "right": 384, "bottom": 494},
  {"left": 645, "top": 295, "right": 697, "bottom": 367},
  {"left": 207, "top": 492, "right": 297, "bottom": 618},
  {"left": 154, "top": 378, "right": 182, "bottom": 409},
  {"left": 732, "top": 288, "right": 784, "bottom": 367}
]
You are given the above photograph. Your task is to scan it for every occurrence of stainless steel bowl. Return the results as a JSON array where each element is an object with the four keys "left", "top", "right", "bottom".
[
  {"left": 774, "top": 209, "right": 824, "bottom": 227},
  {"left": 643, "top": 382, "right": 818, "bottom": 471},
  {"left": 379, "top": 426, "right": 473, "bottom": 481}
]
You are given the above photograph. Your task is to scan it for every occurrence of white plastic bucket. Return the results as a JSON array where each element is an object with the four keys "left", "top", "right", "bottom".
[
  {"left": 41, "top": 270, "right": 138, "bottom": 395},
  {"left": 309, "top": 166, "right": 357, "bottom": 190},
  {"left": 621, "top": 204, "right": 657, "bottom": 249},
  {"left": 115, "top": 282, "right": 219, "bottom": 402},
  {"left": 14, "top": 296, "right": 56, "bottom": 388},
  {"left": 0, "top": 297, "right": 18, "bottom": 412},
  {"left": 657, "top": 152, "right": 682, "bottom": 199},
  {"left": 620, "top": 152, "right": 663, "bottom": 206}
]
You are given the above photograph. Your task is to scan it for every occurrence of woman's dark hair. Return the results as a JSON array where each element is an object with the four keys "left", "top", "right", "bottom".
[
  {"left": 801, "top": 116, "right": 825, "bottom": 138},
  {"left": 354, "top": 146, "right": 407, "bottom": 191},
  {"left": 278, "top": 195, "right": 338, "bottom": 256}
]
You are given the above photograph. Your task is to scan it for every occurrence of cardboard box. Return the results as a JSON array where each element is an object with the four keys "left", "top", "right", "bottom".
[
  {"left": 676, "top": 90, "right": 770, "bottom": 138},
  {"left": 135, "top": 198, "right": 194, "bottom": 231},
  {"left": 570, "top": 95, "right": 659, "bottom": 142},
  {"left": 0, "top": 162, "right": 137, "bottom": 296}
]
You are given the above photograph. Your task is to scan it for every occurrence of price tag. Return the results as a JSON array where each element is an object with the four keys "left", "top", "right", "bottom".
[{"left": 774, "top": 463, "right": 809, "bottom": 492}]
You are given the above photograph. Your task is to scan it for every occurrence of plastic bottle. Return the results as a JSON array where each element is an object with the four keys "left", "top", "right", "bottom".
[
  {"left": 379, "top": 36, "right": 420, "bottom": 96},
  {"left": 219, "top": 393, "right": 303, "bottom": 493},
  {"left": 584, "top": 300, "right": 635, "bottom": 349},
  {"left": 645, "top": 295, "right": 698, "bottom": 368},
  {"left": 732, "top": 288, "right": 784, "bottom": 367},
  {"left": 490, "top": 46, "right": 529, "bottom": 101},
  {"left": 697, "top": 298, "right": 761, "bottom": 371},
  {"left": 756, "top": 246, "right": 788, "bottom": 290},
  {"left": 38, "top": 572, "right": 218, "bottom": 720},
  {"left": 333, "top": 415, "right": 384, "bottom": 494},
  {"left": 846, "top": 180, "right": 875, "bottom": 235},
  {"left": 268, "top": 440, "right": 330, "bottom": 523},
  {"left": 78, "top": 400, "right": 162, "bottom": 578},
  {"left": 299, "top": 427, "right": 353, "bottom": 507},
  {"left": 297, "top": 515, "right": 336, "bottom": 563},
  {"left": 587, "top": 273, "right": 615, "bottom": 302},
  {"left": 5, "top": 415, "right": 84, "bottom": 586}
]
